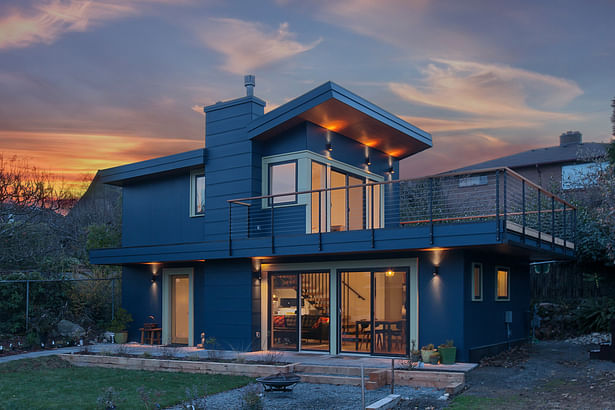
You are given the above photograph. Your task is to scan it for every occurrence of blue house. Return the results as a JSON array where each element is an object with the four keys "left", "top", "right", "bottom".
[{"left": 90, "top": 77, "right": 576, "bottom": 362}]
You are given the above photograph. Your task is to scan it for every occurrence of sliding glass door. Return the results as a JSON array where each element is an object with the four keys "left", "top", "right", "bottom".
[
  {"left": 270, "top": 271, "right": 330, "bottom": 351},
  {"left": 339, "top": 269, "right": 408, "bottom": 356}
]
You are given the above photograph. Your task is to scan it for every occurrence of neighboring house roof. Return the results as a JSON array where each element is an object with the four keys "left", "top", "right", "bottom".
[
  {"left": 450, "top": 142, "right": 608, "bottom": 173},
  {"left": 247, "top": 81, "right": 432, "bottom": 159}
]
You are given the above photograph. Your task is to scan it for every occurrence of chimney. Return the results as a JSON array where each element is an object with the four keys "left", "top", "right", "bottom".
[
  {"left": 559, "top": 131, "right": 582, "bottom": 146},
  {"left": 244, "top": 74, "right": 255, "bottom": 97}
]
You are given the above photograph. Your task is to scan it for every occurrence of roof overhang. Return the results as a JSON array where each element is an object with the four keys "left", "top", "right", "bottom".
[
  {"left": 247, "top": 82, "right": 432, "bottom": 159},
  {"left": 98, "top": 148, "right": 206, "bottom": 186}
]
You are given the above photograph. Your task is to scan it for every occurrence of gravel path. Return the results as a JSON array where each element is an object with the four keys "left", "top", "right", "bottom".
[{"left": 169, "top": 382, "right": 446, "bottom": 410}]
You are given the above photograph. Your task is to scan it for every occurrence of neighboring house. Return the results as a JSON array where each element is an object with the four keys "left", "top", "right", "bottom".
[
  {"left": 90, "top": 78, "right": 575, "bottom": 362},
  {"left": 449, "top": 131, "right": 608, "bottom": 206}
]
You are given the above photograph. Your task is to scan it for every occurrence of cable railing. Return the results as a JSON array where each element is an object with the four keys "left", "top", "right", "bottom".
[{"left": 227, "top": 167, "right": 576, "bottom": 255}]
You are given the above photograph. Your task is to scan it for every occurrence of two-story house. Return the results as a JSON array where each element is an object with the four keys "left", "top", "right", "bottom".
[{"left": 90, "top": 77, "right": 575, "bottom": 362}]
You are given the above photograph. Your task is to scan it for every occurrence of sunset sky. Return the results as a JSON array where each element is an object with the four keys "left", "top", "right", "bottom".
[{"left": 0, "top": 0, "right": 613, "bottom": 192}]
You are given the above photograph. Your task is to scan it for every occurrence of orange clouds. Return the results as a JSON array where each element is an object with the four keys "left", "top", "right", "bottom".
[{"left": 0, "top": 130, "right": 202, "bottom": 192}]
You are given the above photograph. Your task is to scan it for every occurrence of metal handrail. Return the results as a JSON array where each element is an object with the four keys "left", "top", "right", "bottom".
[{"left": 227, "top": 167, "right": 576, "bottom": 210}]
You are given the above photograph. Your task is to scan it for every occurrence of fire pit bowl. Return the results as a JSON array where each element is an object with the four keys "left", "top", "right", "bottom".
[{"left": 256, "top": 373, "right": 301, "bottom": 392}]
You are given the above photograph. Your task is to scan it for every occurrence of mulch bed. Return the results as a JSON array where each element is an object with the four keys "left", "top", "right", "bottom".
[{"left": 479, "top": 344, "right": 530, "bottom": 368}]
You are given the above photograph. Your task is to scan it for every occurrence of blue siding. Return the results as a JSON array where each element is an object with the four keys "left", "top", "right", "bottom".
[
  {"left": 122, "top": 172, "right": 204, "bottom": 246},
  {"left": 122, "top": 264, "right": 161, "bottom": 343},
  {"left": 199, "top": 259, "right": 254, "bottom": 350}
]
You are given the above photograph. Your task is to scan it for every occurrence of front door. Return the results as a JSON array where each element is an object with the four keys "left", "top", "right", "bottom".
[{"left": 171, "top": 275, "right": 190, "bottom": 344}]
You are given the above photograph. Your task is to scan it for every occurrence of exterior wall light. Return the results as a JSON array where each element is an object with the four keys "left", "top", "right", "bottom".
[
  {"left": 387, "top": 166, "right": 395, "bottom": 174},
  {"left": 433, "top": 266, "right": 439, "bottom": 276},
  {"left": 326, "top": 142, "right": 333, "bottom": 152},
  {"left": 365, "top": 157, "right": 371, "bottom": 166},
  {"left": 151, "top": 273, "right": 157, "bottom": 283}
]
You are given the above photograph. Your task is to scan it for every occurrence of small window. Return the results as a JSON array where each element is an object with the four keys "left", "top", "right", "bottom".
[
  {"left": 459, "top": 175, "right": 488, "bottom": 187},
  {"left": 471, "top": 263, "right": 483, "bottom": 301},
  {"left": 495, "top": 267, "right": 510, "bottom": 301},
  {"left": 269, "top": 161, "right": 297, "bottom": 204},
  {"left": 190, "top": 170, "right": 205, "bottom": 216}
]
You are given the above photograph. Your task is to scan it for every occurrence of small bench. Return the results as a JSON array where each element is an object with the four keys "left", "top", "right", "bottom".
[{"left": 139, "top": 324, "right": 162, "bottom": 345}]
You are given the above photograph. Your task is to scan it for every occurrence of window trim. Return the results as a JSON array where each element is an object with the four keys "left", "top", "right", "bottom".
[
  {"left": 268, "top": 159, "right": 298, "bottom": 205},
  {"left": 495, "top": 266, "right": 510, "bottom": 302},
  {"left": 190, "top": 169, "right": 205, "bottom": 217},
  {"left": 471, "top": 262, "right": 483, "bottom": 302}
]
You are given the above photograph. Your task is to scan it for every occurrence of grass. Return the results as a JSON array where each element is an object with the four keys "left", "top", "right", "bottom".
[{"left": 0, "top": 356, "right": 252, "bottom": 409}]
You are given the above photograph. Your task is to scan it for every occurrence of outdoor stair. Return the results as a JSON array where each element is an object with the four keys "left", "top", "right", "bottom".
[
  {"left": 294, "top": 364, "right": 386, "bottom": 390},
  {"left": 293, "top": 363, "right": 466, "bottom": 394}
]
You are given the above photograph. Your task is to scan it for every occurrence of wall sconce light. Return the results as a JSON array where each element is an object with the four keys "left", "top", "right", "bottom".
[
  {"left": 326, "top": 142, "right": 333, "bottom": 152},
  {"left": 151, "top": 273, "right": 157, "bottom": 283},
  {"left": 387, "top": 166, "right": 395, "bottom": 174},
  {"left": 433, "top": 266, "right": 439, "bottom": 276},
  {"left": 365, "top": 157, "right": 371, "bottom": 166}
]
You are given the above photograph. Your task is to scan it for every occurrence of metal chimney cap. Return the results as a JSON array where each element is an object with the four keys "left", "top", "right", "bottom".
[{"left": 244, "top": 75, "right": 255, "bottom": 87}]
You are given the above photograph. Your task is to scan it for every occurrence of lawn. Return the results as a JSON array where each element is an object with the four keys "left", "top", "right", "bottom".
[{"left": 0, "top": 356, "right": 252, "bottom": 409}]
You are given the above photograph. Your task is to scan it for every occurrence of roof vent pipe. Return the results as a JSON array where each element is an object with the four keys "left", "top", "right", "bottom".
[{"left": 244, "top": 74, "right": 255, "bottom": 97}]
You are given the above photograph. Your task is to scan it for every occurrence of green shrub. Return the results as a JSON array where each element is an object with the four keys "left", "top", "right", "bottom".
[{"left": 575, "top": 297, "right": 615, "bottom": 333}]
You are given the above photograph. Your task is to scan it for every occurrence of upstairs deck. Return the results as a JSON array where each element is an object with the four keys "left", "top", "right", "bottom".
[{"left": 227, "top": 167, "right": 575, "bottom": 259}]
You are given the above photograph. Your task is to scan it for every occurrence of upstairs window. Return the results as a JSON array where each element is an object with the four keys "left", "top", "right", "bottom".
[
  {"left": 191, "top": 170, "right": 205, "bottom": 216},
  {"left": 269, "top": 161, "right": 297, "bottom": 204},
  {"left": 495, "top": 267, "right": 510, "bottom": 301},
  {"left": 471, "top": 263, "right": 483, "bottom": 301}
]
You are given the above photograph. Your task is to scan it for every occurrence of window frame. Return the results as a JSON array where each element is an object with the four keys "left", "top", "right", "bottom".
[
  {"left": 268, "top": 159, "right": 298, "bottom": 205},
  {"left": 471, "top": 262, "right": 483, "bottom": 302},
  {"left": 190, "top": 169, "right": 205, "bottom": 217},
  {"left": 495, "top": 266, "right": 510, "bottom": 302}
]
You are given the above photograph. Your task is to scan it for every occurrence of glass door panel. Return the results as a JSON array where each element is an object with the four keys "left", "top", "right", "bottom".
[
  {"left": 270, "top": 274, "right": 298, "bottom": 350},
  {"left": 348, "top": 175, "right": 364, "bottom": 230},
  {"left": 300, "top": 272, "right": 330, "bottom": 351},
  {"left": 373, "top": 271, "right": 407, "bottom": 355},
  {"left": 340, "top": 271, "right": 371, "bottom": 353},
  {"left": 330, "top": 170, "right": 347, "bottom": 232},
  {"left": 171, "top": 275, "right": 189, "bottom": 344},
  {"left": 311, "top": 162, "right": 327, "bottom": 233}
]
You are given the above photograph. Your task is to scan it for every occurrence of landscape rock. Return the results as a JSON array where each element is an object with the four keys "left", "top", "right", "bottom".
[
  {"left": 56, "top": 320, "right": 85, "bottom": 339},
  {"left": 565, "top": 333, "right": 611, "bottom": 345}
]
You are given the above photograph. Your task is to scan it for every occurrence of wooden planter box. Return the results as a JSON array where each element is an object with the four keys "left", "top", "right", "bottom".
[{"left": 59, "top": 354, "right": 295, "bottom": 377}]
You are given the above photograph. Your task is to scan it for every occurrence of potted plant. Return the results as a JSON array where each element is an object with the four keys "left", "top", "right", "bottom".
[
  {"left": 429, "top": 351, "right": 440, "bottom": 365},
  {"left": 108, "top": 308, "right": 133, "bottom": 344},
  {"left": 438, "top": 340, "right": 457, "bottom": 364},
  {"left": 420, "top": 343, "right": 435, "bottom": 363}
]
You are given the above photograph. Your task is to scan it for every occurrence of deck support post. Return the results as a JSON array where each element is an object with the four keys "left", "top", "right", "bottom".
[
  {"left": 318, "top": 191, "right": 322, "bottom": 251},
  {"left": 503, "top": 171, "right": 507, "bottom": 237},
  {"left": 537, "top": 190, "right": 541, "bottom": 245},
  {"left": 551, "top": 196, "right": 555, "bottom": 249},
  {"left": 271, "top": 201, "right": 275, "bottom": 253},
  {"left": 563, "top": 203, "right": 567, "bottom": 250},
  {"left": 371, "top": 184, "right": 375, "bottom": 248}
]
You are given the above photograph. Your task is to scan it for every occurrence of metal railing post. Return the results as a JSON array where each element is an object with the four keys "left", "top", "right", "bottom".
[
  {"left": 573, "top": 208, "right": 577, "bottom": 249},
  {"left": 228, "top": 202, "right": 233, "bottom": 256},
  {"left": 429, "top": 178, "right": 434, "bottom": 245},
  {"left": 25, "top": 280, "right": 29, "bottom": 332},
  {"left": 271, "top": 201, "right": 275, "bottom": 253},
  {"left": 521, "top": 179, "right": 526, "bottom": 242},
  {"left": 247, "top": 203, "right": 251, "bottom": 239},
  {"left": 503, "top": 171, "right": 507, "bottom": 236},
  {"left": 495, "top": 170, "right": 500, "bottom": 241},
  {"left": 537, "top": 190, "right": 541, "bottom": 244},
  {"left": 371, "top": 184, "right": 375, "bottom": 248},
  {"left": 551, "top": 196, "right": 555, "bottom": 249},
  {"left": 563, "top": 203, "right": 567, "bottom": 250},
  {"left": 318, "top": 191, "right": 322, "bottom": 251}
]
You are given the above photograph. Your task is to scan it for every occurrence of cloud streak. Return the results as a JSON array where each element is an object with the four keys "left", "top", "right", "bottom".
[
  {"left": 0, "top": 0, "right": 184, "bottom": 50},
  {"left": 390, "top": 59, "right": 583, "bottom": 121},
  {"left": 197, "top": 18, "right": 321, "bottom": 74}
]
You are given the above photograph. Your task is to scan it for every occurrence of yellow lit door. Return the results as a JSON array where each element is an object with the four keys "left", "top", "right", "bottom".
[{"left": 171, "top": 275, "right": 189, "bottom": 344}]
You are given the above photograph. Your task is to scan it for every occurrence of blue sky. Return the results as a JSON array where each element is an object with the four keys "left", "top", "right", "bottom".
[{"left": 0, "top": 0, "right": 612, "bottom": 187}]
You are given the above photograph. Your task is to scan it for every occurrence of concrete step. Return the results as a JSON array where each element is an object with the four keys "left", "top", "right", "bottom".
[
  {"left": 294, "top": 364, "right": 382, "bottom": 377},
  {"left": 297, "top": 373, "right": 381, "bottom": 390}
]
